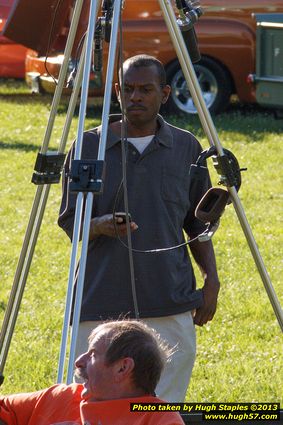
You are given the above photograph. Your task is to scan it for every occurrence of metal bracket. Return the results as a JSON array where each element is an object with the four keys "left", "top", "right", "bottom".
[
  {"left": 212, "top": 148, "right": 246, "bottom": 191},
  {"left": 192, "top": 146, "right": 246, "bottom": 192},
  {"left": 69, "top": 159, "right": 105, "bottom": 194},
  {"left": 32, "top": 152, "right": 66, "bottom": 185}
]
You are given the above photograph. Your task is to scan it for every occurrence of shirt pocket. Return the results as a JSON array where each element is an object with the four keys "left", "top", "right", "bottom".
[{"left": 161, "top": 166, "right": 190, "bottom": 209}]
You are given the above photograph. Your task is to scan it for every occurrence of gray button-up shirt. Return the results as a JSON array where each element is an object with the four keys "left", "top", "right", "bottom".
[{"left": 58, "top": 115, "right": 211, "bottom": 320}]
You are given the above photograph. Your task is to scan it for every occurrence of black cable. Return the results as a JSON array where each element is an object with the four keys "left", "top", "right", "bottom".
[
  {"left": 44, "top": 0, "right": 65, "bottom": 86},
  {"left": 44, "top": 0, "right": 88, "bottom": 88},
  {"left": 114, "top": 219, "right": 210, "bottom": 253},
  {"left": 75, "top": 31, "right": 88, "bottom": 69},
  {"left": 115, "top": 4, "right": 139, "bottom": 319},
  {"left": 111, "top": 166, "right": 210, "bottom": 253},
  {"left": 111, "top": 4, "right": 129, "bottom": 230},
  {"left": 110, "top": 8, "right": 210, "bottom": 254}
]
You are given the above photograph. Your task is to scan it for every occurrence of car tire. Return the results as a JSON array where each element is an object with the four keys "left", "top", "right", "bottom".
[{"left": 164, "top": 57, "right": 232, "bottom": 115}]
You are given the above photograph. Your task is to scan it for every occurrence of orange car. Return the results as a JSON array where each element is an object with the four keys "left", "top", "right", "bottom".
[
  {"left": 4, "top": 0, "right": 283, "bottom": 113},
  {"left": 0, "top": 0, "right": 30, "bottom": 78}
]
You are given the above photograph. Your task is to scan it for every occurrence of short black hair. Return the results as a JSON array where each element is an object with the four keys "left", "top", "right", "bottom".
[{"left": 120, "top": 54, "right": 167, "bottom": 87}]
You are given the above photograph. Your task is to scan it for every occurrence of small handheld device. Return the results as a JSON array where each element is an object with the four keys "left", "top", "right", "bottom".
[{"left": 115, "top": 212, "right": 132, "bottom": 224}]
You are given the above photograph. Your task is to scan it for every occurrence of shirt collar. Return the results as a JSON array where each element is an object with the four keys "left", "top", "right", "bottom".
[{"left": 99, "top": 114, "right": 173, "bottom": 150}]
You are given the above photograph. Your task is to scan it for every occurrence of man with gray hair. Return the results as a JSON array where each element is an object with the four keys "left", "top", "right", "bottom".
[{"left": 0, "top": 320, "right": 184, "bottom": 424}]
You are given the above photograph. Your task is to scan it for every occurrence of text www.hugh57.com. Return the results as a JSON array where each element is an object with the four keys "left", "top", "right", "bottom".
[{"left": 203, "top": 412, "right": 279, "bottom": 421}]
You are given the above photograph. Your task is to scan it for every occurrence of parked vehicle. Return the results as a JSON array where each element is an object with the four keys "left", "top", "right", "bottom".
[
  {"left": 0, "top": 0, "right": 30, "bottom": 78},
  {"left": 4, "top": 0, "right": 283, "bottom": 113},
  {"left": 249, "top": 13, "right": 283, "bottom": 112}
]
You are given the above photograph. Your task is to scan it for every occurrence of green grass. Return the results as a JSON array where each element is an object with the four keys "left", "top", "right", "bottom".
[{"left": 0, "top": 80, "right": 282, "bottom": 401}]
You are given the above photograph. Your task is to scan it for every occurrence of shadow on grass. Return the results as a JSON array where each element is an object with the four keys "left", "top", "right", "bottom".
[
  {"left": 168, "top": 102, "right": 282, "bottom": 141},
  {"left": 1, "top": 82, "right": 282, "bottom": 141},
  {"left": 0, "top": 92, "right": 119, "bottom": 117},
  {"left": 1, "top": 92, "right": 58, "bottom": 105},
  {"left": 0, "top": 140, "right": 57, "bottom": 152}
]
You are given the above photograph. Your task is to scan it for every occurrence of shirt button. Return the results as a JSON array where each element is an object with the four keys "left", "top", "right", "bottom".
[{"left": 132, "top": 151, "right": 136, "bottom": 155}]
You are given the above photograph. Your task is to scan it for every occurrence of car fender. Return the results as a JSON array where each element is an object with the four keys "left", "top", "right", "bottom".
[{"left": 121, "top": 17, "right": 256, "bottom": 103}]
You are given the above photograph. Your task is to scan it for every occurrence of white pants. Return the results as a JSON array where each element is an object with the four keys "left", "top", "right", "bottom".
[{"left": 73, "top": 311, "right": 196, "bottom": 402}]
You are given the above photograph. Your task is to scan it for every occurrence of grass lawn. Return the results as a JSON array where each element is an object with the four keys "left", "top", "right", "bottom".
[{"left": 0, "top": 79, "right": 282, "bottom": 401}]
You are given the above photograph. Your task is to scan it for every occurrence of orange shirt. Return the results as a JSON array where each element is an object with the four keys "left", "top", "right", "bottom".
[{"left": 0, "top": 383, "right": 184, "bottom": 425}]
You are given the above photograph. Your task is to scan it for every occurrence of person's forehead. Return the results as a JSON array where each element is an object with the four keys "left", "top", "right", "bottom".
[
  {"left": 88, "top": 328, "right": 109, "bottom": 352},
  {"left": 123, "top": 65, "right": 160, "bottom": 85}
]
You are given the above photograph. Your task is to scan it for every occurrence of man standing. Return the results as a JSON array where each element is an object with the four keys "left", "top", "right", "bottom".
[{"left": 58, "top": 55, "right": 220, "bottom": 402}]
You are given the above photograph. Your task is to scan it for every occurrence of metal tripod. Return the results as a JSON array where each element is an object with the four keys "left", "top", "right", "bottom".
[{"left": 0, "top": 0, "right": 282, "bottom": 387}]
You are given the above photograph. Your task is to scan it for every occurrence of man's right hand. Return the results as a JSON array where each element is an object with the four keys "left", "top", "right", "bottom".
[{"left": 89, "top": 213, "right": 138, "bottom": 240}]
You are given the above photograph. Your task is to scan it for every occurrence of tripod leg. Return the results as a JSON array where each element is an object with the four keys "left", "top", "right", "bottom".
[
  {"left": 57, "top": 0, "right": 102, "bottom": 382},
  {"left": 158, "top": 0, "right": 283, "bottom": 331},
  {"left": 57, "top": 40, "right": 87, "bottom": 384},
  {"left": 65, "top": 0, "right": 124, "bottom": 384},
  {"left": 0, "top": 0, "right": 86, "bottom": 383},
  {"left": 231, "top": 187, "right": 283, "bottom": 329},
  {"left": 58, "top": 40, "right": 87, "bottom": 154},
  {"left": 40, "top": 0, "right": 85, "bottom": 154},
  {"left": 0, "top": 184, "right": 50, "bottom": 378},
  {"left": 57, "top": 192, "right": 85, "bottom": 383},
  {"left": 66, "top": 192, "right": 93, "bottom": 384},
  {"left": 158, "top": 0, "right": 222, "bottom": 152}
]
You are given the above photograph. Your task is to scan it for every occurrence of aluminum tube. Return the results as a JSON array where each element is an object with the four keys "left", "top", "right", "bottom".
[
  {"left": 158, "top": 0, "right": 282, "bottom": 331},
  {"left": 41, "top": 0, "right": 85, "bottom": 154},
  {"left": 65, "top": 0, "right": 124, "bottom": 383},
  {"left": 74, "top": 0, "right": 100, "bottom": 161},
  {"left": 158, "top": 0, "right": 223, "bottom": 154},
  {"left": 1, "top": 0, "right": 86, "bottom": 379},
  {"left": 0, "top": 184, "right": 51, "bottom": 373},
  {"left": 57, "top": 192, "right": 84, "bottom": 383},
  {"left": 230, "top": 186, "right": 283, "bottom": 330},
  {"left": 0, "top": 186, "right": 43, "bottom": 357},
  {"left": 66, "top": 193, "right": 94, "bottom": 384},
  {"left": 57, "top": 0, "right": 101, "bottom": 382},
  {"left": 97, "top": 0, "right": 123, "bottom": 160},
  {"left": 58, "top": 41, "right": 87, "bottom": 154}
]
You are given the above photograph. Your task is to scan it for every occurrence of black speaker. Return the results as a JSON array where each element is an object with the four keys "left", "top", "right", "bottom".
[{"left": 195, "top": 187, "right": 230, "bottom": 224}]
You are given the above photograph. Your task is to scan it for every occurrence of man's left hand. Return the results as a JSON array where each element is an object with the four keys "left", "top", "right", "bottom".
[{"left": 193, "top": 279, "right": 220, "bottom": 326}]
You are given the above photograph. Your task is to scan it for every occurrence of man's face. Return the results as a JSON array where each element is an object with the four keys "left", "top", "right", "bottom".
[
  {"left": 115, "top": 64, "right": 170, "bottom": 127},
  {"left": 75, "top": 330, "right": 115, "bottom": 401}
]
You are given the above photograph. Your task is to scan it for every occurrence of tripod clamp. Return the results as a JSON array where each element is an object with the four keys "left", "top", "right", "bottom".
[
  {"left": 191, "top": 147, "right": 246, "bottom": 241},
  {"left": 93, "top": 0, "right": 114, "bottom": 72},
  {"left": 175, "top": 0, "right": 203, "bottom": 63},
  {"left": 176, "top": 0, "right": 203, "bottom": 27},
  {"left": 102, "top": 0, "right": 115, "bottom": 43},
  {"left": 69, "top": 159, "right": 105, "bottom": 194},
  {"left": 192, "top": 145, "right": 246, "bottom": 191},
  {"left": 31, "top": 152, "right": 66, "bottom": 185}
]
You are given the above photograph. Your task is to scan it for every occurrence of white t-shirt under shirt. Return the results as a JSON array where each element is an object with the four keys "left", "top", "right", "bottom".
[{"left": 127, "top": 135, "right": 155, "bottom": 154}]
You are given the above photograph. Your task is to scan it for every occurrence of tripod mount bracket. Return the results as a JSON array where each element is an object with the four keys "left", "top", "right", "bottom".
[
  {"left": 191, "top": 146, "right": 246, "bottom": 192},
  {"left": 32, "top": 152, "right": 66, "bottom": 185},
  {"left": 69, "top": 159, "right": 105, "bottom": 194},
  {"left": 212, "top": 148, "right": 245, "bottom": 191}
]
